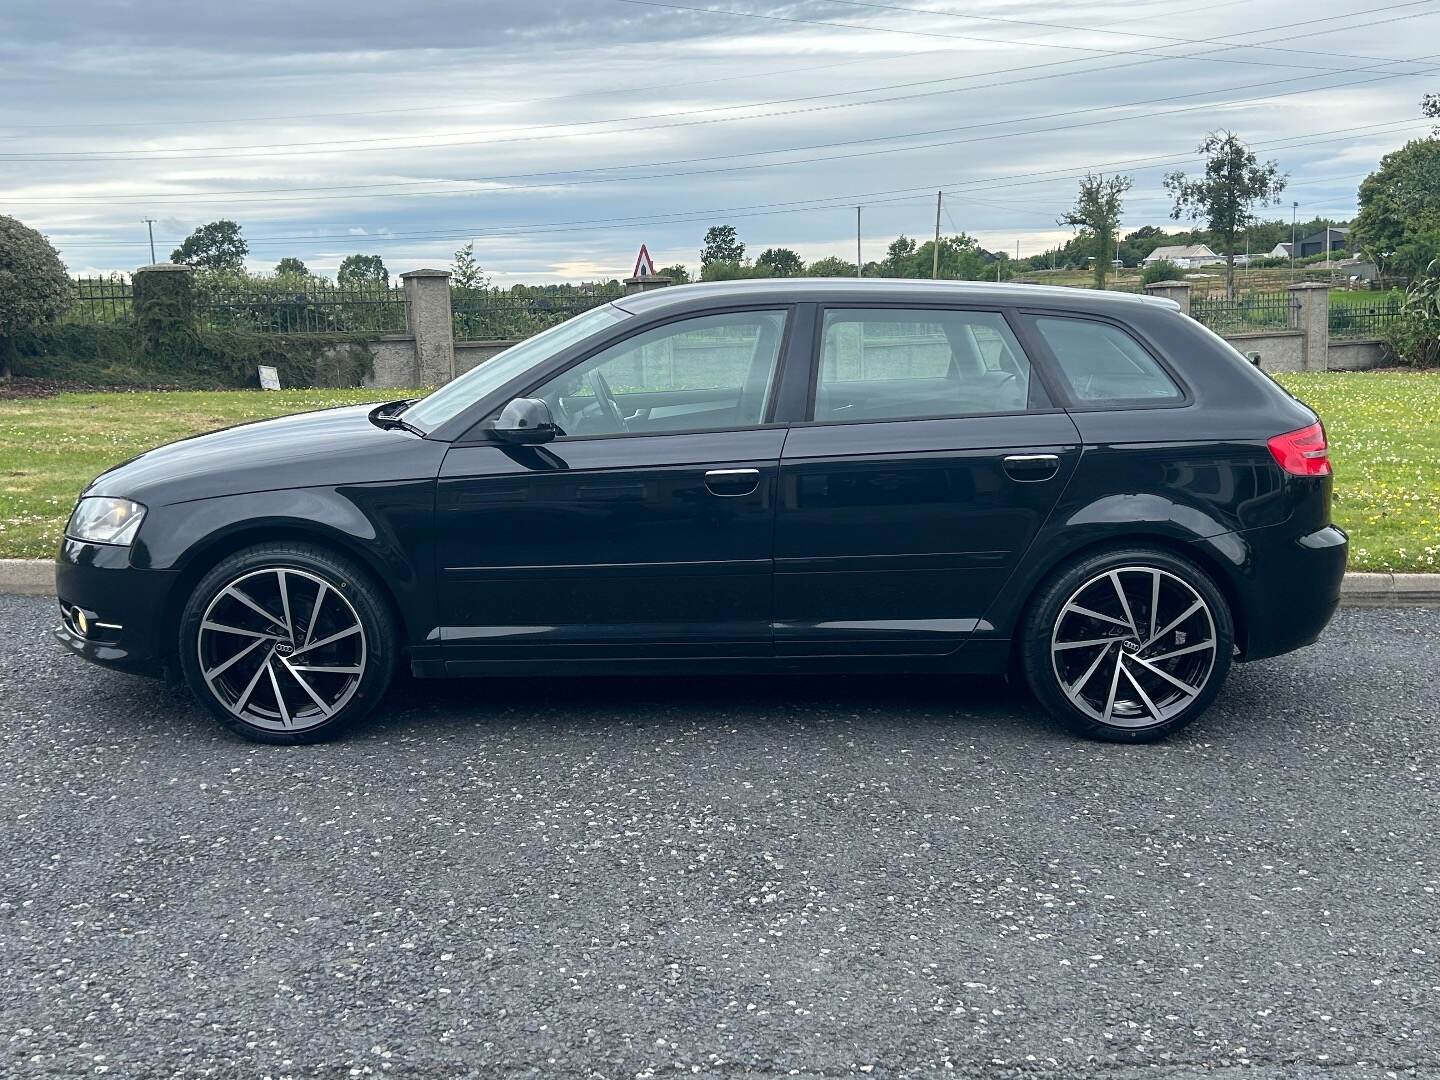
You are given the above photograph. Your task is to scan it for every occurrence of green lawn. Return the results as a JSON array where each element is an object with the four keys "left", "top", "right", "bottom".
[
  {"left": 1274, "top": 371, "right": 1440, "bottom": 573},
  {"left": 0, "top": 377, "right": 1436, "bottom": 571}
]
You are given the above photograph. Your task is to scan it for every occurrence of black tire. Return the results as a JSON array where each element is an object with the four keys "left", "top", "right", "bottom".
[
  {"left": 178, "top": 542, "right": 397, "bottom": 744},
  {"left": 1020, "top": 546, "right": 1234, "bottom": 743}
]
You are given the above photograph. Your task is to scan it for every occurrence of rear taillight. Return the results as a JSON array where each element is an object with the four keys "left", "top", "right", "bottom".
[{"left": 1268, "top": 421, "right": 1331, "bottom": 477}]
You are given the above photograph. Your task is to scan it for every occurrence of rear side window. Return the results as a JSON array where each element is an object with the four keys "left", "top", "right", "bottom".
[
  {"left": 814, "top": 308, "right": 1037, "bottom": 422},
  {"left": 1027, "top": 315, "right": 1182, "bottom": 404}
]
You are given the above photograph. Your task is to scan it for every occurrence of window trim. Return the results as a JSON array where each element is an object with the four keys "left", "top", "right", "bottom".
[
  {"left": 1013, "top": 308, "right": 1194, "bottom": 412},
  {"left": 453, "top": 303, "right": 799, "bottom": 445},
  {"left": 800, "top": 303, "right": 1060, "bottom": 427}
]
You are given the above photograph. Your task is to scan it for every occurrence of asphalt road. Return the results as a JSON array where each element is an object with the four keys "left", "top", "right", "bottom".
[{"left": 0, "top": 594, "right": 1436, "bottom": 1080}]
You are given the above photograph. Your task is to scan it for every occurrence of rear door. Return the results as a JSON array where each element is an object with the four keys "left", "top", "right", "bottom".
[{"left": 774, "top": 305, "right": 1082, "bottom": 658}]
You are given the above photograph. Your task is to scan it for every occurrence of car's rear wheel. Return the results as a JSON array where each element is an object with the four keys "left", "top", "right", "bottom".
[
  {"left": 178, "top": 542, "right": 396, "bottom": 744},
  {"left": 1021, "top": 547, "right": 1233, "bottom": 743}
]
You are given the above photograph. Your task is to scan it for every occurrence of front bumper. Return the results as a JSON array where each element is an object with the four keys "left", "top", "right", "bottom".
[
  {"left": 52, "top": 538, "right": 177, "bottom": 678},
  {"left": 1237, "top": 523, "right": 1348, "bottom": 662}
]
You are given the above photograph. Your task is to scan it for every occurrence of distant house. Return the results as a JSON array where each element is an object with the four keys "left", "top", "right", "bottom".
[
  {"left": 1142, "top": 244, "right": 1223, "bottom": 269},
  {"left": 1268, "top": 242, "right": 1294, "bottom": 259},
  {"left": 1297, "top": 227, "right": 1348, "bottom": 258}
]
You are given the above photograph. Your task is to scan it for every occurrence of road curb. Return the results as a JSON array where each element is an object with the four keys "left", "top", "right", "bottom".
[
  {"left": 0, "top": 560, "right": 54, "bottom": 597},
  {"left": 2, "top": 558, "right": 1437, "bottom": 606}
]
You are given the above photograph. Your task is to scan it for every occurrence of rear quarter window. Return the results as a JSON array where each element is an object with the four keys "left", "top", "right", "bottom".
[{"left": 1026, "top": 315, "right": 1183, "bottom": 405}]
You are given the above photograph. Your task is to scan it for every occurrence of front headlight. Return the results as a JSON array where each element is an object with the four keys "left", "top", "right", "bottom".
[{"left": 66, "top": 497, "right": 147, "bottom": 546}]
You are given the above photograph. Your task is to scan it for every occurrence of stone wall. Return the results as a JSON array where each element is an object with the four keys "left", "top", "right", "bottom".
[{"left": 1224, "top": 331, "right": 1306, "bottom": 373}]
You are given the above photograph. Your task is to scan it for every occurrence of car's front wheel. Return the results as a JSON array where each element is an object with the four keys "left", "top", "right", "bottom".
[
  {"left": 1021, "top": 547, "right": 1234, "bottom": 743},
  {"left": 178, "top": 542, "right": 397, "bottom": 744}
]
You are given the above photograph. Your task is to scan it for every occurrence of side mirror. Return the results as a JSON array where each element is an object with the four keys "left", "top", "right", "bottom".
[{"left": 492, "top": 398, "right": 557, "bottom": 445}]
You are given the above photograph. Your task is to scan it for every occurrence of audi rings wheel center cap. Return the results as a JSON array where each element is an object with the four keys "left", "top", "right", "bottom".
[
  {"left": 1120, "top": 639, "right": 1141, "bottom": 653},
  {"left": 274, "top": 642, "right": 296, "bottom": 658}
]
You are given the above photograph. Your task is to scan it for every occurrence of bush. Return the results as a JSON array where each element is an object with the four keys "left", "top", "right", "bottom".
[
  {"left": 0, "top": 215, "right": 71, "bottom": 379},
  {"left": 14, "top": 322, "right": 374, "bottom": 388},
  {"left": 1386, "top": 259, "right": 1440, "bottom": 367},
  {"left": 1141, "top": 260, "right": 1186, "bottom": 285}
]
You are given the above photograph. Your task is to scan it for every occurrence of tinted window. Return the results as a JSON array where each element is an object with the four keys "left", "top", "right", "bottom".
[
  {"left": 1029, "top": 316, "right": 1181, "bottom": 403},
  {"left": 404, "top": 304, "right": 630, "bottom": 431},
  {"left": 530, "top": 310, "right": 787, "bottom": 436},
  {"left": 815, "top": 309, "right": 1034, "bottom": 422}
]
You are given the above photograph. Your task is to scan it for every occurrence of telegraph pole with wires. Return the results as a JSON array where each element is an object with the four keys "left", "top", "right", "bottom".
[
  {"left": 142, "top": 218, "right": 157, "bottom": 264},
  {"left": 932, "top": 191, "right": 943, "bottom": 279},
  {"left": 855, "top": 206, "right": 863, "bottom": 278}
]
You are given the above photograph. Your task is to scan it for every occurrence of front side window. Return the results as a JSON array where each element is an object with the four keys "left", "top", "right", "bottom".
[
  {"left": 403, "top": 304, "right": 631, "bottom": 432},
  {"left": 814, "top": 308, "right": 1034, "bottom": 422},
  {"left": 1027, "top": 315, "right": 1182, "bottom": 404},
  {"left": 528, "top": 310, "right": 787, "bottom": 437}
]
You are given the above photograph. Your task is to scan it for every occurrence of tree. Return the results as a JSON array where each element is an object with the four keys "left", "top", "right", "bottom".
[
  {"left": 450, "top": 242, "right": 489, "bottom": 291},
  {"left": 1351, "top": 138, "right": 1440, "bottom": 280},
  {"left": 171, "top": 219, "right": 247, "bottom": 273},
  {"left": 656, "top": 263, "right": 690, "bottom": 284},
  {"left": 699, "top": 259, "right": 775, "bottom": 282},
  {"left": 756, "top": 247, "right": 804, "bottom": 276},
  {"left": 337, "top": 254, "right": 388, "bottom": 288},
  {"left": 274, "top": 257, "right": 309, "bottom": 278},
  {"left": 1426, "top": 92, "right": 1439, "bottom": 131},
  {"left": 0, "top": 215, "right": 70, "bottom": 382},
  {"left": 1059, "top": 173, "right": 1133, "bottom": 290},
  {"left": 700, "top": 225, "right": 744, "bottom": 268},
  {"left": 1142, "top": 259, "right": 1185, "bottom": 285},
  {"left": 878, "top": 235, "right": 921, "bottom": 277},
  {"left": 806, "top": 255, "right": 858, "bottom": 277},
  {"left": 1165, "top": 133, "right": 1286, "bottom": 298},
  {"left": 919, "top": 234, "right": 991, "bottom": 280}
]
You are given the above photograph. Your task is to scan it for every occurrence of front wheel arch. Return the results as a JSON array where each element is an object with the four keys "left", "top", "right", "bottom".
[{"left": 159, "top": 522, "right": 410, "bottom": 675}]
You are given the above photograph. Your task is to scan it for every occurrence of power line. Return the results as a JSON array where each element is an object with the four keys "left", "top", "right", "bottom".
[
  {"left": 0, "top": 0, "right": 1253, "bottom": 137},
  {"left": 9, "top": 47, "right": 1436, "bottom": 208},
  {"left": 54, "top": 119, "right": 1427, "bottom": 252},
  {"left": 5, "top": 0, "right": 1433, "bottom": 164}
]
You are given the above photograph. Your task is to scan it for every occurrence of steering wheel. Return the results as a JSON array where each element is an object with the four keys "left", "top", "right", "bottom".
[{"left": 584, "top": 369, "right": 627, "bottom": 433}]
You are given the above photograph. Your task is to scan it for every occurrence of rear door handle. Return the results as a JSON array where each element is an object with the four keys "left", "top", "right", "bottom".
[
  {"left": 1002, "top": 453, "right": 1060, "bottom": 482},
  {"left": 704, "top": 468, "right": 761, "bottom": 497}
]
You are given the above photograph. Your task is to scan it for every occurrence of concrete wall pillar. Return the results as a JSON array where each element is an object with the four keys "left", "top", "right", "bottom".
[
  {"left": 401, "top": 269, "right": 455, "bottom": 386},
  {"left": 1288, "top": 282, "right": 1331, "bottom": 371},
  {"left": 1143, "top": 279, "right": 1191, "bottom": 315},
  {"left": 624, "top": 274, "right": 674, "bottom": 294},
  {"left": 132, "top": 262, "right": 197, "bottom": 348}
]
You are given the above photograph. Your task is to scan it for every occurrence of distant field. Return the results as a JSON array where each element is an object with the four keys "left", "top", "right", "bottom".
[{"left": 0, "top": 378, "right": 1435, "bottom": 572}]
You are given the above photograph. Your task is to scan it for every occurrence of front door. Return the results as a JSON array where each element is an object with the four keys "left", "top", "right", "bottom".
[
  {"left": 436, "top": 308, "right": 792, "bottom": 670},
  {"left": 774, "top": 305, "right": 1082, "bottom": 657}
]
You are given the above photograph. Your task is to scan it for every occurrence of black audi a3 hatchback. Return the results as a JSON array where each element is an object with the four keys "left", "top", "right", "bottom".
[{"left": 55, "top": 280, "right": 1346, "bottom": 744}]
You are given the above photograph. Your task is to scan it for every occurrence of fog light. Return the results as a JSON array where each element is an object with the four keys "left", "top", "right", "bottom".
[{"left": 73, "top": 607, "right": 90, "bottom": 637}]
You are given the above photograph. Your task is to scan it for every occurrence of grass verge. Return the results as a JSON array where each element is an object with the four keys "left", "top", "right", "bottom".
[{"left": 0, "top": 376, "right": 1435, "bottom": 571}]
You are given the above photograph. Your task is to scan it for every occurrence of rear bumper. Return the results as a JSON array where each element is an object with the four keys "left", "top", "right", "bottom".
[
  {"left": 1236, "top": 524, "right": 1348, "bottom": 662},
  {"left": 52, "top": 539, "right": 177, "bottom": 678}
]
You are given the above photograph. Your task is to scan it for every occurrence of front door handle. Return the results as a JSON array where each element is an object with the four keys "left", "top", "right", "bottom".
[
  {"left": 704, "top": 468, "right": 761, "bottom": 497},
  {"left": 1002, "top": 453, "right": 1060, "bottom": 482}
]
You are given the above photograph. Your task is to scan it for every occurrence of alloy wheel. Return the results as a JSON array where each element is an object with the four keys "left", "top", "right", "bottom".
[
  {"left": 1049, "top": 565, "right": 1217, "bottom": 729},
  {"left": 196, "top": 567, "right": 367, "bottom": 732}
]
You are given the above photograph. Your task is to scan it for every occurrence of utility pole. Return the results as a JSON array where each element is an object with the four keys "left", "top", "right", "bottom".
[
  {"left": 855, "top": 206, "right": 863, "bottom": 278},
  {"left": 1296, "top": 198, "right": 1307, "bottom": 283},
  {"left": 932, "top": 191, "right": 943, "bottom": 279},
  {"left": 142, "top": 218, "right": 157, "bottom": 264}
]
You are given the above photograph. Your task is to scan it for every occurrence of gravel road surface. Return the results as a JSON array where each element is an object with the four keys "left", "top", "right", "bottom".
[{"left": 1, "top": 595, "right": 1435, "bottom": 1079}]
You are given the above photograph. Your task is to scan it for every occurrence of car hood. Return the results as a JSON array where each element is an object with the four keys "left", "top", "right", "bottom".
[{"left": 86, "top": 402, "right": 446, "bottom": 505}]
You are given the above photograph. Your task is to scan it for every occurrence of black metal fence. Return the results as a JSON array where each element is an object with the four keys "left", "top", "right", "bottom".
[
  {"left": 69, "top": 275, "right": 133, "bottom": 323},
  {"left": 195, "top": 279, "right": 408, "bottom": 335},
  {"left": 452, "top": 286, "right": 624, "bottom": 341},
  {"left": 1329, "top": 293, "right": 1405, "bottom": 340},
  {"left": 1190, "top": 291, "right": 1296, "bottom": 334}
]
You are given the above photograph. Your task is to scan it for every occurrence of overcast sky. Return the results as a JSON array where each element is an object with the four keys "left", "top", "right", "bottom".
[{"left": 1, "top": 0, "right": 1435, "bottom": 282}]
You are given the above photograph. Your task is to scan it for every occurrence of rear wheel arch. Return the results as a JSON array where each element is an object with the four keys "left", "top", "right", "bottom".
[{"left": 1009, "top": 530, "right": 1249, "bottom": 662}]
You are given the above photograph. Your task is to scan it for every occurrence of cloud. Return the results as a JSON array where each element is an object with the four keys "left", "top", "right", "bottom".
[{"left": 2, "top": 0, "right": 1430, "bottom": 279}]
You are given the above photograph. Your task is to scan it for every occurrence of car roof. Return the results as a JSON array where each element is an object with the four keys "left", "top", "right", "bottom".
[{"left": 612, "top": 277, "right": 1181, "bottom": 315}]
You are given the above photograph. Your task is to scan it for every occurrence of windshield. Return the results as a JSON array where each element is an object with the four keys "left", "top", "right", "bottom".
[{"left": 403, "top": 304, "right": 632, "bottom": 432}]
